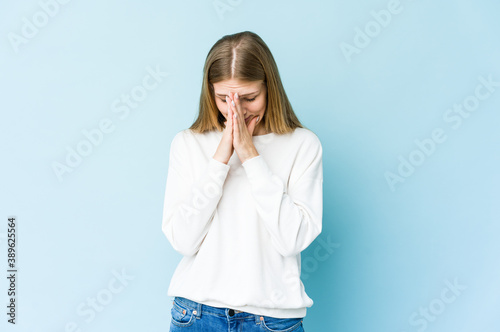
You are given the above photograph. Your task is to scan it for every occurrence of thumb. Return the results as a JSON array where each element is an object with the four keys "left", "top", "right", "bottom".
[{"left": 247, "top": 116, "right": 260, "bottom": 135}]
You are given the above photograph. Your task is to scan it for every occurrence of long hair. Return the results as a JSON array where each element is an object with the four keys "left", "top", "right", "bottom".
[{"left": 189, "top": 31, "right": 305, "bottom": 134}]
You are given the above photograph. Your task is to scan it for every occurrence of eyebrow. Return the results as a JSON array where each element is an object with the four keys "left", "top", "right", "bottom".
[{"left": 215, "top": 91, "right": 259, "bottom": 98}]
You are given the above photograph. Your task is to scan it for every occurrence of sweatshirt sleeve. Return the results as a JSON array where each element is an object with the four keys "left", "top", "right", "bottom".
[
  {"left": 161, "top": 131, "right": 230, "bottom": 257},
  {"left": 241, "top": 133, "right": 323, "bottom": 257}
]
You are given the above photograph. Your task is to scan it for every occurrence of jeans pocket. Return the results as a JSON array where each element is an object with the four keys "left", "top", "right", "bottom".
[
  {"left": 171, "top": 299, "right": 196, "bottom": 327},
  {"left": 260, "top": 316, "right": 303, "bottom": 332}
]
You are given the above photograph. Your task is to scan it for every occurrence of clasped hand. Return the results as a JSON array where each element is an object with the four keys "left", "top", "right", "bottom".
[{"left": 219, "top": 92, "right": 260, "bottom": 164}]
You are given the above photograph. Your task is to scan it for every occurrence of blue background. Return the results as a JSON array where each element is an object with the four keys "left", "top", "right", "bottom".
[{"left": 1, "top": 0, "right": 499, "bottom": 331}]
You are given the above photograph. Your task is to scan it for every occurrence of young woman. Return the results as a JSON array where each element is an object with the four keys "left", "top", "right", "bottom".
[{"left": 162, "top": 31, "right": 323, "bottom": 332}]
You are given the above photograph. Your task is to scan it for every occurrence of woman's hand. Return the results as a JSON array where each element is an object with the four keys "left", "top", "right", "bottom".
[
  {"left": 212, "top": 97, "right": 235, "bottom": 164},
  {"left": 226, "top": 92, "right": 260, "bottom": 164}
]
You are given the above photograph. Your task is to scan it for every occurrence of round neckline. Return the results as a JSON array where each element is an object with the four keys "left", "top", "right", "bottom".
[
  {"left": 213, "top": 130, "right": 275, "bottom": 139},
  {"left": 252, "top": 132, "right": 275, "bottom": 139}
]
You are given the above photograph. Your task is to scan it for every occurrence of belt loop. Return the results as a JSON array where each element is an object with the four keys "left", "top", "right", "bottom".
[{"left": 194, "top": 301, "right": 202, "bottom": 318}]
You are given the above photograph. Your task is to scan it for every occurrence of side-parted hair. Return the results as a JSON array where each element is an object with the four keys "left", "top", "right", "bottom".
[{"left": 189, "top": 31, "right": 305, "bottom": 134}]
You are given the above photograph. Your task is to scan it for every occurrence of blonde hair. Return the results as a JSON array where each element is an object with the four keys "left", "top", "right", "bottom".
[{"left": 189, "top": 31, "right": 305, "bottom": 134}]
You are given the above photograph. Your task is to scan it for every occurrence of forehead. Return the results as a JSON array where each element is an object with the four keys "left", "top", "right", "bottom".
[{"left": 212, "top": 79, "right": 263, "bottom": 94}]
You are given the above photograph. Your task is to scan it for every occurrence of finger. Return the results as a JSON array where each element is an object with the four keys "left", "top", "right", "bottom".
[
  {"left": 233, "top": 111, "right": 239, "bottom": 141},
  {"left": 231, "top": 95, "right": 243, "bottom": 127},
  {"left": 233, "top": 101, "right": 244, "bottom": 139},
  {"left": 231, "top": 92, "right": 236, "bottom": 109},
  {"left": 229, "top": 101, "right": 233, "bottom": 131},
  {"left": 231, "top": 100, "right": 240, "bottom": 141},
  {"left": 228, "top": 95, "right": 239, "bottom": 128},
  {"left": 226, "top": 96, "right": 232, "bottom": 129},
  {"left": 233, "top": 93, "right": 244, "bottom": 126},
  {"left": 228, "top": 95, "right": 236, "bottom": 117},
  {"left": 234, "top": 93, "right": 243, "bottom": 119}
]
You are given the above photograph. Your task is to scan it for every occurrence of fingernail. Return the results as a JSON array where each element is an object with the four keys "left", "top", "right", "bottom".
[
  {"left": 256, "top": 116, "right": 259, "bottom": 122},
  {"left": 235, "top": 93, "right": 239, "bottom": 100},
  {"left": 231, "top": 100, "right": 235, "bottom": 107}
]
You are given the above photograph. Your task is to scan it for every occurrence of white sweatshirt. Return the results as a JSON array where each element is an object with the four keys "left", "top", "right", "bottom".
[{"left": 162, "top": 127, "right": 323, "bottom": 318}]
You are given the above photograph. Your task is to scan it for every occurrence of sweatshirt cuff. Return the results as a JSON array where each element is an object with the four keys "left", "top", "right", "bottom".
[
  {"left": 208, "top": 157, "right": 231, "bottom": 176},
  {"left": 242, "top": 155, "right": 275, "bottom": 186}
]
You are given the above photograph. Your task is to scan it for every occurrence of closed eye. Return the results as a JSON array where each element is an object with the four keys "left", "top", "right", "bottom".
[{"left": 219, "top": 97, "right": 257, "bottom": 103}]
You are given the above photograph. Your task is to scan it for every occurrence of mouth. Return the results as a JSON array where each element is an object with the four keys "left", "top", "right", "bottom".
[{"left": 245, "top": 116, "right": 251, "bottom": 123}]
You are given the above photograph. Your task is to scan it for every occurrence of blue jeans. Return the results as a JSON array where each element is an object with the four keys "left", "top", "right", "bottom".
[{"left": 169, "top": 296, "right": 305, "bottom": 332}]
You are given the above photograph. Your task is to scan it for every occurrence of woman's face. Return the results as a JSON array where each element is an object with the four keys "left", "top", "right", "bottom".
[{"left": 212, "top": 79, "right": 267, "bottom": 133}]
